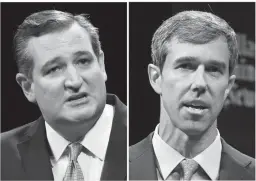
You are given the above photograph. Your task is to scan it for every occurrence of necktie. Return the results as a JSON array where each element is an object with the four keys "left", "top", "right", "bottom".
[
  {"left": 63, "top": 142, "right": 84, "bottom": 181},
  {"left": 180, "top": 159, "right": 199, "bottom": 180}
]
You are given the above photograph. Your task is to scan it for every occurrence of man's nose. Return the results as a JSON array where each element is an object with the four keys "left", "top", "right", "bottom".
[
  {"left": 64, "top": 66, "right": 83, "bottom": 91},
  {"left": 190, "top": 65, "right": 207, "bottom": 95}
]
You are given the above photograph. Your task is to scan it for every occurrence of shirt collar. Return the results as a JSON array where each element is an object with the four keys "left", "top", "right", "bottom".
[
  {"left": 194, "top": 129, "right": 222, "bottom": 180},
  {"left": 45, "top": 104, "right": 114, "bottom": 162},
  {"left": 152, "top": 124, "right": 222, "bottom": 180},
  {"left": 152, "top": 125, "right": 184, "bottom": 180},
  {"left": 80, "top": 104, "right": 114, "bottom": 161},
  {"left": 45, "top": 120, "right": 69, "bottom": 163}
]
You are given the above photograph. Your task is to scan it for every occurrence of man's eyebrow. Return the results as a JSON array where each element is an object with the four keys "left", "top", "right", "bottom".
[
  {"left": 73, "top": 51, "right": 94, "bottom": 58},
  {"left": 174, "top": 56, "right": 198, "bottom": 64},
  {"left": 174, "top": 56, "right": 227, "bottom": 69},
  {"left": 41, "top": 51, "right": 95, "bottom": 73}
]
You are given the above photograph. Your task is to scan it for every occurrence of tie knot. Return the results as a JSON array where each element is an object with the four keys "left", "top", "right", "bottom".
[
  {"left": 68, "top": 142, "right": 83, "bottom": 161},
  {"left": 180, "top": 159, "right": 199, "bottom": 180}
]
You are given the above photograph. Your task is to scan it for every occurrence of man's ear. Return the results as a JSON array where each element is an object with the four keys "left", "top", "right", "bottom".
[
  {"left": 98, "top": 50, "right": 107, "bottom": 81},
  {"left": 16, "top": 73, "right": 36, "bottom": 103},
  {"left": 224, "top": 74, "right": 236, "bottom": 99},
  {"left": 148, "top": 64, "right": 162, "bottom": 95}
]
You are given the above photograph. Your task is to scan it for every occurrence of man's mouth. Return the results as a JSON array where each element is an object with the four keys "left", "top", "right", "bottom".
[
  {"left": 67, "top": 92, "right": 88, "bottom": 102},
  {"left": 184, "top": 103, "right": 206, "bottom": 110},
  {"left": 182, "top": 101, "right": 209, "bottom": 115}
]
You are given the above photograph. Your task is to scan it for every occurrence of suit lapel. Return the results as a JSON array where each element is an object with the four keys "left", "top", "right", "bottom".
[
  {"left": 17, "top": 117, "right": 54, "bottom": 180},
  {"left": 219, "top": 138, "right": 254, "bottom": 180},
  {"left": 129, "top": 133, "right": 158, "bottom": 180},
  {"left": 219, "top": 152, "right": 246, "bottom": 180},
  {"left": 100, "top": 95, "right": 127, "bottom": 180}
]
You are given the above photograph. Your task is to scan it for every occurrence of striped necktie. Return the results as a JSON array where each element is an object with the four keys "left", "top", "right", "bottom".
[{"left": 63, "top": 142, "right": 84, "bottom": 181}]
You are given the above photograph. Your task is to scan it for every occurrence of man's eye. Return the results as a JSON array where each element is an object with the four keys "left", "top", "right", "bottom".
[
  {"left": 177, "top": 63, "right": 194, "bottom": 70},
  {"left": 47, "top": 66, "right": 61, "bottom": 74},
  {"left": 206, "top": 66, "right": 223, "bottom": 77},
  {"left": 78, "top": 58, "right": 90, "bottom": 65},
  {"left": 207, "top": 66, "right": 220, "bottom": 73}
]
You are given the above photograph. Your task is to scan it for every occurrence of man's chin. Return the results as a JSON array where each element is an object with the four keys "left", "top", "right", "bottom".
[
  {"left": 55, "top": 101, "right": 105, "bottom": 125},
  {"left": 178, "top": 121, "right": 209, "bottom": 136},
  {"left": 65, "top": 110, "right": 96, "bottom": 122}
]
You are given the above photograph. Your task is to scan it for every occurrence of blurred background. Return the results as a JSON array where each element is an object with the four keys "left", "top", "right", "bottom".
[
  {"left": 1, "top": 2, "right": 127, "bottom": 132},
  {"left": 129, "top": 2, "right": 255, "bottom": 157}
]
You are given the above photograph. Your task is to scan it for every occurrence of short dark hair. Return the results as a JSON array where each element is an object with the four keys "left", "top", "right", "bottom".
[
  {"left": 14, "top": 10, "right": 101, "bottom": 79},
  {"left": 151, "top": 10, "right": 238, "bottom": 75}
]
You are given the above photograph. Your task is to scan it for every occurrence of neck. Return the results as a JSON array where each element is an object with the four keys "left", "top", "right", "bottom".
[
  {"left": 45, "top": 114, "right": 102, "bottom": 143},
  {"left": 63, "top": 122, "right": 96, "bottom": 142},
  {"left": 44, "top": 104, "right": 106, "bottom": 143},
  {"left": 158, "top": 104, "right": 217, "bottom": 158}
]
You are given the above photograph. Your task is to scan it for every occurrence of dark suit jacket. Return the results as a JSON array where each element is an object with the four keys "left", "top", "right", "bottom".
[
  {"left": 130, "top": 132, "right": 255, "bottom": 180},
  {"left": 1, "top": 94, "right": 127, "bottom": 180}
]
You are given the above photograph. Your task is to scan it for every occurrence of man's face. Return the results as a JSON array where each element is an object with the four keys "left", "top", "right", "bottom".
[
  {"left": 149, "top": 36, "right": 235, "bottom": 135},
  {"left": 19, "top": 23, "right": 107, "bottom": 128}
]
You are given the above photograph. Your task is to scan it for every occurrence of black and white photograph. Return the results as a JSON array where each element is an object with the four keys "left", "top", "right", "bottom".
[
  {"left": 129, "top": 2, "right": 255, "bottom": 180},
  {"left": 1, "top": 1, "right": 255, "bottom": 181},
  {"left": 1, "top": 2, "right": 127, "bottom": 180}
]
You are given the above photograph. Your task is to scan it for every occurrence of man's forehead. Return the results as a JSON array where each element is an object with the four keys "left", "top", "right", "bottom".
[
  {"left": 27, "top": 23, "right": 91, "bottom": 51},
  {"left": 26, "top": 23, "right": 95, "bottom": 66},
  {"left": 166, "top": 35, "right": 228, "bottom": 50},
  {"left": 165, "top": 36, "right": 230, "bottom": 65},
  {"left": 166, "top": 36, "right": 228, "bottom": 52}
]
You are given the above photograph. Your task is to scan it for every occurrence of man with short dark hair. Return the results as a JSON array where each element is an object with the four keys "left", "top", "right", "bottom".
[
  {"left": 130, "top": 10, "right": 255, "bottom": 180},
  {"left": 1, "top": 10, "right": 126, "bottom": 180}
]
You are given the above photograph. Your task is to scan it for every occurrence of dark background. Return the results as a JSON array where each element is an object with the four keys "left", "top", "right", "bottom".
[
  {"left": 130, "top": 2, "right": 255, "bottom": 157},
  {"left": 1, "top": 3, "right": 127, "bottom": 132}
]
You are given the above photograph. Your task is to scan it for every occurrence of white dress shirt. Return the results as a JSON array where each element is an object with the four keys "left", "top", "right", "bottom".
[
  {"left": 45, "top": 104, "right": 114, "bottom": 181},
  {"left": 152, "top": 124, "right": 222, "bottom": 180}
]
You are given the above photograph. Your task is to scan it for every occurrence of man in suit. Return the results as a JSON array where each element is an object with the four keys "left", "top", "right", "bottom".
[
  {"left": 1, "top": 10, "right": 126, "bottom": 180},
  {"left": 130, "top": 10, "right": 255, "bottom": 180}
]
